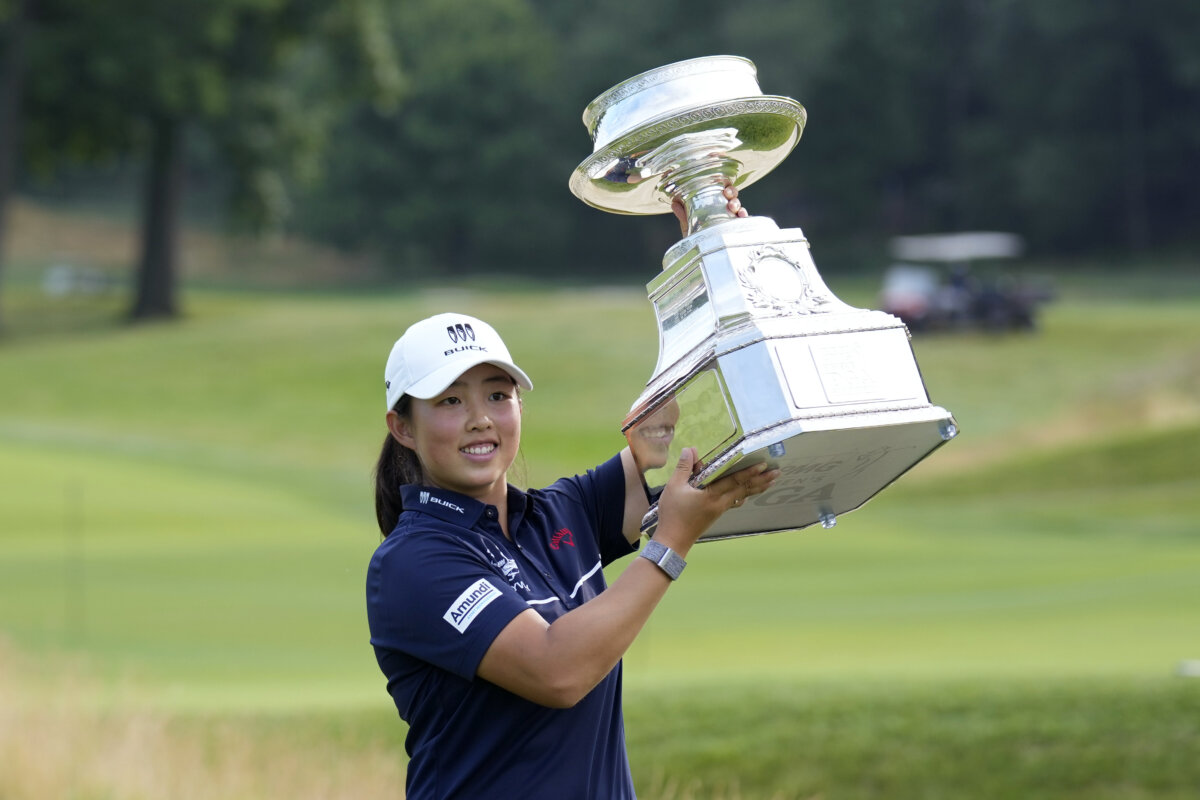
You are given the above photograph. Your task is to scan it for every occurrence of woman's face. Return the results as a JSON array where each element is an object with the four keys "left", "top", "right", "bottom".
[{"left": 389, "top": 363, "right": 522, "bottom": 505}]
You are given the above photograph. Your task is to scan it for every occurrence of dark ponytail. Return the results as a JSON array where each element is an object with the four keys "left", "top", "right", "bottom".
[{"left": 373, "top": 396, "right": 423, "bottom": 537}]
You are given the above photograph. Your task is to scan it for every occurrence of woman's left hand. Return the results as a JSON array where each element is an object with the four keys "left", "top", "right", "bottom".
[{"left": 652, "top": 449, "right": 778, "bottom": 554}]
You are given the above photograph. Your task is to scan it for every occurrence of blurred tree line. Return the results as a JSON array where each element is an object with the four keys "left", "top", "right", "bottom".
[
  {"left": 2, "top": 0, "right": 1198, "bottom": 320},
  {"left": 295, "top": 0, "right": 1200, "bottom": 276}
]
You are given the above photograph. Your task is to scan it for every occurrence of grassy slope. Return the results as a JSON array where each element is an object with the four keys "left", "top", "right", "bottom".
[
  {"left": 2, "top": 287, "right": 1198, "bottom": 695},
  {"left": 2, "top": 271, "right": 1199, "bottom": 798}
]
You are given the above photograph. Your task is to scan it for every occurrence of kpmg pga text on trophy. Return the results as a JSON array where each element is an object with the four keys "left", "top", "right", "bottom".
[{"left": 569, "top": 55, "right": 958, "bottom": 541}]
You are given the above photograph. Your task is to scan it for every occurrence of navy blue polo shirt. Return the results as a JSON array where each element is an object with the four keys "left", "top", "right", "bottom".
[{"left": 366, "top": 453, "right": 638, "bottom": 800}]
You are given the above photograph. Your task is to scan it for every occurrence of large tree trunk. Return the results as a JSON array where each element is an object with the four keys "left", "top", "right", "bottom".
[
  {"left": 130, "top": 115, "right": 185, "bottom": 320},
  {"left": 0, "top": 0, "right": 34, "bottom": 332}
]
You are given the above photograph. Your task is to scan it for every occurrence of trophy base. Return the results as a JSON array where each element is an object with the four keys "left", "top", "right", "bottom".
[{"left": 625, "top": 217, "right": 959, "bottom": 541}]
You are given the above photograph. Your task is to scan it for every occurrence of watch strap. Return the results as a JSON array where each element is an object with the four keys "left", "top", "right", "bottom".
[{"left": 639, "top": 540, "right": 686, "bottom": 580}]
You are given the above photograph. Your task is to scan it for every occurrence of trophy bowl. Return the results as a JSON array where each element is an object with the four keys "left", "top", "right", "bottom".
[{"left": 570, "top": 55, "right": 806, "bottom": 219}]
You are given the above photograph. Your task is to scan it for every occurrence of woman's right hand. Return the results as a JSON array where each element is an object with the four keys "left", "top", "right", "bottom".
[{"left": 652, "top": 448, "right": 777, "bottom": 555}]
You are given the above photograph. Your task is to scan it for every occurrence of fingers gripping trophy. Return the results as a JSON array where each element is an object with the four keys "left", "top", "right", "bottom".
[{"left": 570, "top": 56, "right": 959, "bottom": 541}]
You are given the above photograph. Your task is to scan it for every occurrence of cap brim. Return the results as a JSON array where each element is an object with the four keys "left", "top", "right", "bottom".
[{"left": 406, "top": 357, "right": 533, "bottom": 400}]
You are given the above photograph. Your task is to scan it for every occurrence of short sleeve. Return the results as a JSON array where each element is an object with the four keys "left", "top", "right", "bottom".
[
  {"left": 539, "top": 453, "right": 636, "bottom": 566},
  {"left": 366, "top": 530, "right": 531, "bottom": 681}
]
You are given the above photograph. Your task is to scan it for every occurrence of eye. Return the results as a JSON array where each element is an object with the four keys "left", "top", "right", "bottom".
[
  {"left": 437, "top": 395, "right": 462, "bottom": 406},
  {"left": 489, "top": 390, "right": 512, "bottom": 402}
]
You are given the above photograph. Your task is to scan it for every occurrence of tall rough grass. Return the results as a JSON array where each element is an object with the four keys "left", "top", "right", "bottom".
[{"left": 0, "top": 645, "right": 406, "bottom": 800}]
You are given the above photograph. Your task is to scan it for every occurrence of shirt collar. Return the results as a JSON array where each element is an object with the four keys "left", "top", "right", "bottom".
[
  {"left": 401, "top": 484, "right": 485, "bottom": 527},
  {"left": 506, "top": 484, "right": 531, "bottom": 526},
  {"left": 400, "top": 484, "right": 532, "bottom": 529}
]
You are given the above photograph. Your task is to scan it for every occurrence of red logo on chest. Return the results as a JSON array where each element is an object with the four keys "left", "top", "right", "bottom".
[{"left": 550, "top": 528, "right": 575, "bottom": 549}]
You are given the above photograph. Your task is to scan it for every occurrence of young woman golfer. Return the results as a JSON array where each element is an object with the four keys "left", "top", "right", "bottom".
[{"left": 366, "top": 192, "right": 770, "bottom": 799}]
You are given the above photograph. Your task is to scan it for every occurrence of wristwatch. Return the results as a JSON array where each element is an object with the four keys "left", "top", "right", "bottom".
[{"left": 639, "top": 540, "right": 686, "bottom": 580}]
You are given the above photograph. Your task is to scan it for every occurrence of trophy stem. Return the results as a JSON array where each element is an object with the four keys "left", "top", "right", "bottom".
[
  {"left": 639, "top": 128, "right": 745, "bottom": 236},
  {"left": 672, "top": 177, "right": 737, "bottom": 236}
]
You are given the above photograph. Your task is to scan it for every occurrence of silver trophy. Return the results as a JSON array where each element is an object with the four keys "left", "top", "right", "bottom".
[{"left": 571, "top": 55, "right": 958, "bottom": 541}]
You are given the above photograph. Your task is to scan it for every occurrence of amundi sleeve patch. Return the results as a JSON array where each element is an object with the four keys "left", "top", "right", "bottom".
[{"left": 444, "top": 578, "right": 502, "bottom": 633}]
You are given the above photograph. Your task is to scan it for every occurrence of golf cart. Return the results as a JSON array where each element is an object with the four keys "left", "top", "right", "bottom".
[{"left": 880, "top": 232, "right": 1054, "bottom": 332}]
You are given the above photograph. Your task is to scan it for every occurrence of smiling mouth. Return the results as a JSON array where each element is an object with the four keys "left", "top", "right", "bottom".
[
  {"left": 638, "top": 426, "right": 675, "bottom": 443},
  {"left": 461, "top": 443, "right": 498, "bottom": 456}
]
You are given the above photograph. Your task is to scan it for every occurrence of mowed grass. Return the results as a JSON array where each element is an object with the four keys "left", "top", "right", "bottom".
[
  {"left": 2, "top": 275, "right": 1199, "bottom": 798},
  {"left": 0, "top": 287, "right": 657, "bottom": 708}
]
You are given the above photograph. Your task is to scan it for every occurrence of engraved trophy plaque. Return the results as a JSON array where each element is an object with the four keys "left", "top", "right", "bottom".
[{"left": 570, "top": 55, "right": 958, "bottom": 541}]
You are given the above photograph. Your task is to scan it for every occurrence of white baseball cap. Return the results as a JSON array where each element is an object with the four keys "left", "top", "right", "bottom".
[{"left": 384, "top": 312, "right": 533, "bottom": 408}]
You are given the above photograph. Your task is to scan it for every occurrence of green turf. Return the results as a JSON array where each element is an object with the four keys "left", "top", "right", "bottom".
[
  {"left": 2, "top": 285, "right": 1199, "bottom": 710},
  {"left": 621, "top": 678, "right": 1200, "bottom": 799}
]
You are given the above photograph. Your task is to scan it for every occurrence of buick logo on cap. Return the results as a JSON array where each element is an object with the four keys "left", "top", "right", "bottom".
[{"left": 447, "top": 323, "right": 475, "bottom": 343}]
